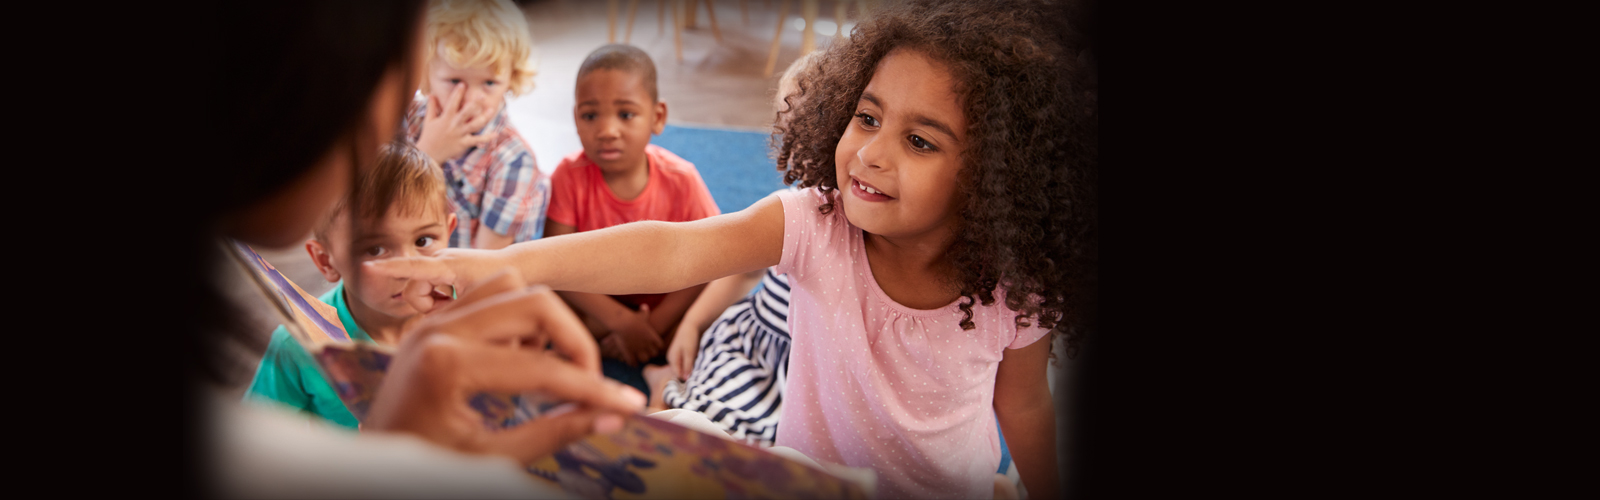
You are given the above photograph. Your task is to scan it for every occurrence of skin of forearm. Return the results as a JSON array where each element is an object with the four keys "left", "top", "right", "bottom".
[
  {"left": 503, "top": 219, "right": 768, "bottom": 295},
  {"left": 997, "top": 397, "right": 1061, "bottom": 500}
]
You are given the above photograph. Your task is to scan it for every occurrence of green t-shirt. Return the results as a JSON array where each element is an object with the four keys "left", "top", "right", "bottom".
[{"left": 243, "top": 282, "right": 374, "bottom": 430}]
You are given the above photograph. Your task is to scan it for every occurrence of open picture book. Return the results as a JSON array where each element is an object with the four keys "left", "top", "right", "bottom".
[{"left": 230, "top": 240, "right": 870, "bottom": 499}]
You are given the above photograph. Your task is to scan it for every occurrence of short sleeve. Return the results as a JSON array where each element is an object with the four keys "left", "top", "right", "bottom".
[
  {"left": 686, "top": 170, "right": 722, "bottom": 219},
  {"left": 675, "top": 155, "right": 721, "bottom": 219},
  {"left": 1008, "top": 322, "right": 1051, "bottom": 350},
  {"left": 244, "top": 327, "right": 311, "bottom": 411},
  {"left": 649, "top": 145, "right": 721, "bottom": 221},
  {"left": 1005, "top": 292, "right": 1053, "bottom": 349},
  {"left": 244, "top": 327, "right": 362, "bottom": 429},
  {"left": 773, "top": 188, "right": 825, "bottom": 280},
  {"left": 544, "top": 155, "right": 581, "bottom": 228},
  {"left": 476, "top": 134, "right": 546, "bottom": 242}
]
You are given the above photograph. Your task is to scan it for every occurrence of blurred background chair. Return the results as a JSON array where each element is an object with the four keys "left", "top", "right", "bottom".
[
  {"left": 609, "top": 0, "right": 740, "bottom": 62},
  {"left": 763, "top": 0, "right": 875, "bottom": 76}
]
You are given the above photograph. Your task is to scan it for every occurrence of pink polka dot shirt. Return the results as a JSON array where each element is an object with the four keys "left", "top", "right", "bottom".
[{"left": 773, "top": 189, "right": 1050, "bottom": 499}]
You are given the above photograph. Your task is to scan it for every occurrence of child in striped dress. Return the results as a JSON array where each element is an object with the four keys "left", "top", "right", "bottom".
[
  {"left": 639, "top": 52, "right": 821, "bottom": 446},
  {"left": 644, "top": 269, "right": 791, "bottom": 446}
]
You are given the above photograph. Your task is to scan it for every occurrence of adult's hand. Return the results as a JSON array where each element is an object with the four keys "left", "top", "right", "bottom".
[
  {"left": 363, "top": 269, "right": 647, "bottom": 465},
  {"left": 367, "top": 247, "right": 503, "bottom": 314}
]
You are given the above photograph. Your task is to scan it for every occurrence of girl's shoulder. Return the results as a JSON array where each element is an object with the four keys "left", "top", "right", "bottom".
[
  {"left": 777, "top": 187, "right": 850, "bottom": 237},
  {"left": 774, "top": 187, "right": 852, "bottom": 278},
  {"left": 775, "top": 186, "right": 834, "bottom": 216}
]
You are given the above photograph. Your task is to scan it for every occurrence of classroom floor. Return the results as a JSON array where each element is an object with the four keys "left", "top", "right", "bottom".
[{"left": 225, "top": 0, "right": 851, "bottom": 397}]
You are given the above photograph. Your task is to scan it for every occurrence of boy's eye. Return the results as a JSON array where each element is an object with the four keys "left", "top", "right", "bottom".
[
  {"left": 448, "top": 78, "right": 462, "bottom": 85},
  {"left": 909, "top": 135, "right": 935, "bottom": 151},
  {"left": 581, "top": 113, "right": 596, "bottom": 121},
  {"left": 620, "top": 112, "right": 635, "bottom": 120},
  {"left": 856, "top": 112, "right": 879, "bottom": 128},
  {"left": 366, "top": 246, "right": 387, "bottom": 257},
  {"left": 485, "top": 80, "right": 497, "bottom": 86},
  {"left": 415, "top": 236, "right": 436, "bottom": 248}
]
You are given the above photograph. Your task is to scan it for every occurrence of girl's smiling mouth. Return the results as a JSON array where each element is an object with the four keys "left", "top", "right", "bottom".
[{"left": 851, "top": 177, "right": 895, "bottom": 201}]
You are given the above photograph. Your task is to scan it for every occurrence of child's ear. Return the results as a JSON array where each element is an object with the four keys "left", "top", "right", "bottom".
[
  {"left": 652, "top": 100, "right": 668, "bottom": 136},
  {"left": 446, "top": 213, "right": 458, "bottom": 235},
  {"left": 305, "top": 239, "right": 343, "bottom": 283}
]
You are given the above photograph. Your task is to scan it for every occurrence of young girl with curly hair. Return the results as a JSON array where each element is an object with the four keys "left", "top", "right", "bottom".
[{"left": 372, "top": 1, "right": 1096, "bottom": 497}]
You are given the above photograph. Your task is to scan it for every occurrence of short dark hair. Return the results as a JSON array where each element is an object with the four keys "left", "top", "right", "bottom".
[{"left": 576, "top": 44, "right": 659, "bottom": 102}]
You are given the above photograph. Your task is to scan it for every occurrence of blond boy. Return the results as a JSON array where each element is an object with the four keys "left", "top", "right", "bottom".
[{"left": 404, "top": 0, "right": 546, "bottom": 250}]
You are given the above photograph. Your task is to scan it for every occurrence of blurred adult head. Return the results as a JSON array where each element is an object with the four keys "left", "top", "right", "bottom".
[{"left": 192, "top": 0, "right": 427, "bottom": 384}]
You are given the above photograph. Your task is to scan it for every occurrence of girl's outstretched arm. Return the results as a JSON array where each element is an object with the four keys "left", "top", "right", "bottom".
[
  {"left": 370, "top": 194, "right": 788, "bottom": 314},
  {"left": 994, "top": 337, "right": 1062, "bottom": 500}
]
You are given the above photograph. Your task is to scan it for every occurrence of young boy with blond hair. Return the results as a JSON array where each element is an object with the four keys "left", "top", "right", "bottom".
[
  {"left": 244, "top": 142, "right": 458, "bottom": 429},
  {"left": 404, "top": 0, "right": 547, "bottom": 250},
  {"left": 544, "top": 44, "right": 720, "bottom": 397}
]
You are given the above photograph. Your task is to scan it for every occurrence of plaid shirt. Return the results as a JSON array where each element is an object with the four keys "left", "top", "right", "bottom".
[{"left": 403, "top": 94, "right": 549, "bottom": 248}]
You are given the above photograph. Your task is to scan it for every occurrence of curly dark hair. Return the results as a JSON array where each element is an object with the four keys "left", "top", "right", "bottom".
[{"left": 773, "top": 0, "right": 1097, "bottom": 349}]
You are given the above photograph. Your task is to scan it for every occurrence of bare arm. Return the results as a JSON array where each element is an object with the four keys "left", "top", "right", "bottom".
[
  {"left": 994, "top": 337, "right": 1061, "bottom": 500},
  {"left": 542, "top": 220, "right": 634, "bottom": 337},
  {"left": 371, "top": 193, "right": 788, "bottom": 312},
  {"left": 544, "top": 220, "right": 662, "bottom": 365},
  {"left": 544, "top": 219, "right": 708, "bottom": 339}
]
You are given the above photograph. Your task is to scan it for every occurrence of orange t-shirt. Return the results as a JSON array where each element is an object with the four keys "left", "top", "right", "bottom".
[{"left": 546, "top": 144, "right": 721, "bottom": 308}]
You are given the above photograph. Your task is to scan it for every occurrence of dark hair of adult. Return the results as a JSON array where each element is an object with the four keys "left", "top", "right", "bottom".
[{"left": 191, "top": 0, "right": 426, "bottom": 387}]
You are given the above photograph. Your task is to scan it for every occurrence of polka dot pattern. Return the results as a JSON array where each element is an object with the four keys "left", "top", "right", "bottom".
[{"left": 770, "top": 189, "right": 1051, "bottom": 499}]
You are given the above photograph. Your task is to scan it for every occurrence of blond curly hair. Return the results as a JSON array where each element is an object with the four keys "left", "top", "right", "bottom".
[{"left": 422, "top": 0, "right": 537, "bottom": 96}]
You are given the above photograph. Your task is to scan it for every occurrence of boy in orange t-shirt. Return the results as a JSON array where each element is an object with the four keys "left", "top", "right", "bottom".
[{"left": 544, "top": 44, "right": 719, "bottom": 397}]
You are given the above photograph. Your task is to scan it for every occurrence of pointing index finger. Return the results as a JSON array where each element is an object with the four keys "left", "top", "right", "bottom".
[{"left": 366, "top": 256, "right": 457, "bottom": 285}]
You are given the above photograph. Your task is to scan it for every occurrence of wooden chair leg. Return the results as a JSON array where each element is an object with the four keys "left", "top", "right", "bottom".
[
  {"left": 800, "top": 0, "right": 816, "bottom": 56},
  {"left": 834, "top": 0, "right": 846, "bottom": 39},
  {"left": 624, "top": 0, "right": 640, "bottom": 43},
  {"left": 673, "top": 0, "right": 684, "bottom": 62},
  {"left": 764, "top": 0, "right": 792, "bottom": 77},
  {"left": 685, "top": 0, "right": 697, "bottom": 29},
  {"left": 608, "top": 0, "right": 619, "bottom": 43},
  {"left": 704, "top": 0, "right": 723, "bottom": 42}
]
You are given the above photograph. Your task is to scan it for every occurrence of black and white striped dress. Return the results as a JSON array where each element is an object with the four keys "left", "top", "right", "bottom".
[{"left": 660, "top": 268, "right": 791, "bottom": 447}]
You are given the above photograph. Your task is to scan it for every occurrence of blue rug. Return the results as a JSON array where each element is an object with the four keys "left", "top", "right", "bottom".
[{"left": 654, "top": 124, "right": 790, "bottom": 215}]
